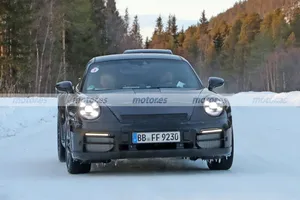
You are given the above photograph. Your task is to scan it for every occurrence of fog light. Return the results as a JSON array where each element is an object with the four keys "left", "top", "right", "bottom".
[
  {"left": 200, "top": 129, "right": 222, "bottom": 134},
  {"left": 85, "top": 133, "right": 109, "bottom": 137}
]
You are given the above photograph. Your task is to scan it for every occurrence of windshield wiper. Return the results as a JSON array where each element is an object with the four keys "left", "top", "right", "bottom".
[
  {"left": 122, "top": 86, "right": 142, "bottom": 89},
  {"left": 90, "top": 88, "right": 123, "bottom": 91},
  {"left": 149, "top": 86, "right": 179, "bottom": 89}
]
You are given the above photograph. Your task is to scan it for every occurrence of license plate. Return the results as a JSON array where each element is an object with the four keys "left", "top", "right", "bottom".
[{"left": 132, "top": 131, "right": 181, "bottom": 144}]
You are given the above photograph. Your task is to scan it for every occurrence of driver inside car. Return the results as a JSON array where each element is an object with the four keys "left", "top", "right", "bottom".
[
  {"left": 159, "top": 71, "right": 187, "bottom": 88},
  {"left": 159, "top": 71, "right": 174, "bottom": 86},
  {"left": 99, "top": 73, "right": 116, "bottom": 89}
]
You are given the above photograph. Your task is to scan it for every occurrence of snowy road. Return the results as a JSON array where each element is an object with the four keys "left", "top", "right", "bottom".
[{"left": 0, "top": 93, "right": 300, "bottom": 200}]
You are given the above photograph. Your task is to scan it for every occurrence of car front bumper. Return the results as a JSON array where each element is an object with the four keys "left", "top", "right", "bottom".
[
  {"left": 70, "top": 119, "right": 233, "bottom": 163},
  {"left": 72, "top": 148, "right": 232, "bottom": 162}
]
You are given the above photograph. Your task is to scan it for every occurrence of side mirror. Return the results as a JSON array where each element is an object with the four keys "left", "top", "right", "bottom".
[
  {"left": 208, "top": 77, "right": 224, "bottom": 91},
  {"left": 55, "top": 81, "right": 74, "bottom": 93}
]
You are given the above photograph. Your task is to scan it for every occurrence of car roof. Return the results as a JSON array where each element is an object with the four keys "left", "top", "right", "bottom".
[
  {"left": 92, "top": 53, "right": 182, "bottom": 63},
  {"left": 123, "top": 49, "right": 173, "bottom": 54}
]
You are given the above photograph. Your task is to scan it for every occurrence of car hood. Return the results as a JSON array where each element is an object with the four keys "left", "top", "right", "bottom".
[{"left": 84, "top": 88, "right": 214, "bottom": 122}]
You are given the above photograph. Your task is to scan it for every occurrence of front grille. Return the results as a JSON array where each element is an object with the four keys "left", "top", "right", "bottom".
[{"left": 120, "top": 113, "right": 188, "bottom": 122}]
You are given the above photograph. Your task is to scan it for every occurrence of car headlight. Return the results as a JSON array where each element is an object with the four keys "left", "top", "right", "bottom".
[
  {"left": 203, "top": 96, "right": 224, "bottom": 116},
  {"left": 78, "top": 99, "right": 100, "bottom": 120}
]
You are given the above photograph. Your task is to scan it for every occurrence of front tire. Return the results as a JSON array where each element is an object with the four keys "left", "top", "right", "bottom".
[
  {"left": 57, "top": 111, "right": 66, "bottom": 162},
  {"left": 65, "top": 147, "right": 91, "bottom": 174},
  {"left": 65, "top": 128, "right": 91, "bottom": 174},
  {"left": 207, "top": 129, "right": 234, "bottom": 170}
]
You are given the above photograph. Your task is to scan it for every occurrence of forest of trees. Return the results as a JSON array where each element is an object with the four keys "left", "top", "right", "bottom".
[
  {"left": 147, "top": 0, "right": 300, "bottom": 92},
  {"left": 0, "top": 0, "right": 143, "bottom": 93},
  {"left": 1, "top": 0, "right": 300, "bottom": 93}
]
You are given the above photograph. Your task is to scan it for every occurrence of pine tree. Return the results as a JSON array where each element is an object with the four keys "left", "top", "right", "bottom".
[
  {"left": 106, "top": 0, "right": 118, "bottom": 15},
  {"left": 155, "top": 15, "right": 164, "bottom": 35},
  {"left": 124, "top": 7, "right": 130, "bottom": 34},
  {"left": 129, "top": 15, "right": 143, "bottom": 48},
  {"left": 105, "top": 0, "right": 127, "bottom": 53},
  {"left": 199, "top": 10, "right": 208, "bottom": 25},
  {"left": 66, "top": 0, "right": 98, "bottom": 80},
  {"left": 167, "top": 14, "right": 172, "bottom": 33},
  {"left": 145, "top": 37, "right": 150, "bottom": 49},
  {"left": 197, "top": 10, "right": 209, "bottom": 34},
  {"left": 171, "top": 15, "right": 178, "bottom": 36},
  {"left": 90, "top": 0, "right": 108, "bottom": 55}
]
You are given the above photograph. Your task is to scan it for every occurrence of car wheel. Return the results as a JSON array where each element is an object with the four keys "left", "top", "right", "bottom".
[
  {"left": 207, "top": 128, "right": 234, "bottom": 170},
  {"left": 57, "top": 111, "right": 66, "bottom": 162},
  {"left": 65, "top": 130, "right": 91, "bottom": 174}
]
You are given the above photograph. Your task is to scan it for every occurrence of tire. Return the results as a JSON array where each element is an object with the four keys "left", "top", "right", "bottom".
[
  {"left": 57, "top": 110, "right": 66, "bottom": 162},
  {"left": 65, "top": 129, "right": 91, "bottom": 174},
  {"left": 65, "top": 147, "right": 91, "bottom": 174},
  {"left": 207, "top": 128, "right": 234, "bottom": 170}
]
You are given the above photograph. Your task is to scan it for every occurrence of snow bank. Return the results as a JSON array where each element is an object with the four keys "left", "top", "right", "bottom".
[{"left": 0, "top": 98, "right": 57, "bottom": 139}]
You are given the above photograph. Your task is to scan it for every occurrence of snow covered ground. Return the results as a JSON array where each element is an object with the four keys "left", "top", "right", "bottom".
[{"left": 0, "top": 92, "right": 300, "bottom": 200}]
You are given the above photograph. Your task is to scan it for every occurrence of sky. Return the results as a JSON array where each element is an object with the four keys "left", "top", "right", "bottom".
[{"left": 116, "top": 0, "right": 238, "bottom": 41}]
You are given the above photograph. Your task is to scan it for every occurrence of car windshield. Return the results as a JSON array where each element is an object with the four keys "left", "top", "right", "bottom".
[{"left": 82, "top": 58, "right": 202, "bottom": 92}]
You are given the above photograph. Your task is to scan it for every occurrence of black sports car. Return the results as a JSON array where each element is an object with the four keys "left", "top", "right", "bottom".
[{"left": 55, "top": 51, "right": 234, "bottom": 174}]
